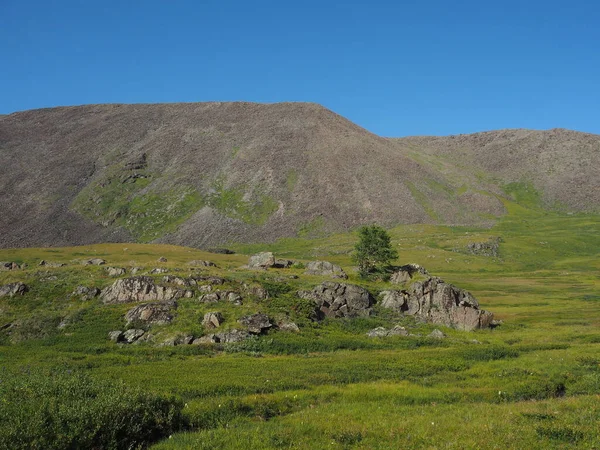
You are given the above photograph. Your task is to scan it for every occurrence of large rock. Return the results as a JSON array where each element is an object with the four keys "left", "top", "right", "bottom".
[
  {"left": 101, "top": 276, "right": 184, "bottom": 304},
  {"left": 379, "top": 277, "right": 494, "bottom": 331},
  {"left": 0, "top": 282, "right": 28, "bottom": 297},
  {"left": 202, "top": 311, "right": 224, "bottom": 329},
  {"left": 39, "top": 260, "right": 65, "bottom": 268},
  {"left": 239, "top": 313, "right": 272, "bottom": 334},
  {"left": 467, "top": 237, "right": 500, "bottom": 257},
  {"left": 390, "top": 264, "right": 429, "bottom": 284},
  {"left": 187, "top": 260, "right": 217, "bottom": 267},
  {"left": 106, "top": 267, "right": 126, "bottom": 277},
  {"left": 304, "top": 261, "right": 347, "bottom": 279},
  {"left": 123, "top": 329, "right": 145, "bottom": 343},
  {"left": 71, "top": 285, "right": 101, "bottom": 300},
  {"left": 199, "top": 290, "right": 242, "bottom": 305},
  {"left": 367, "top": 325, "right": 409, "bottom": 338},
  {"left": 125, "top": 301, "right": 177, "bottom": 325},
  {"left": 216, "top": 329, "right": 250, "bottom": 343},
  {"left": 248, "top": 252, "right": 275, "bottom": 269},
  {"left": 0, "top": 262, "right": 21, "bottom": 271},
  {"left": 298, "top": 282, "right": 373, "bottom": 319},
  {"left": 82, "top": 258, "right": 106, "bottom": 266}
]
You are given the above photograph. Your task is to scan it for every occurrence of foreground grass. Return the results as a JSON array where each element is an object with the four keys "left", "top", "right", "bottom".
[{"left": 1, "top": 199, "right": 599, "bottom": 449}]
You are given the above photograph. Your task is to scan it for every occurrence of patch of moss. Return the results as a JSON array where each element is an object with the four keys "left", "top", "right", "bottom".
[{"left": 207, "top": 177, "right": 277, "bottom": 225}]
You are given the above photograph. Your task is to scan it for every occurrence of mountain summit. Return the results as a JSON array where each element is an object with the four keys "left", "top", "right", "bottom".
[{"left": 1, "top": 102, "right": 598, "bottom": 248}]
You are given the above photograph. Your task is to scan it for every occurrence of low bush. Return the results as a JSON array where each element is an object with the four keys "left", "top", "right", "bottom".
[{"left": 0, "top": 370, "right": 184, "bottom": 450}]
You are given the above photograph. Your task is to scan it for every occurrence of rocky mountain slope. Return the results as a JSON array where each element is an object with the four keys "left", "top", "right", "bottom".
[{"left": 1, "top": 102, "right": 598, "bottom": 248}]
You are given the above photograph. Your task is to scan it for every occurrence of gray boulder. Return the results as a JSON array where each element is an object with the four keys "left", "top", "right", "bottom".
[
  {"left": 108, "top": 330, "right": 124, "bottom": 342},
  {"left": 192, "top": 334, "right": 219, "bottom": 345},
  {"left": 216, "top": 329, "right": 250, "bottom": 343},
  {"left": 380, "top": 276, "right": 494, "bottom": 331},
  {"left": 467, "top": 237, "right": 500, "bottom": 257},
  {"left": 150, "top": 267, "right": 168, "bottom": 274},
  {"left": 202, "top": 311, "right": 224, "bottom": 329},
  {"left": 0, "top": 261, "right": 21, "bottom": 271},
  {"left": 304, "top": 261, "right": 347, "bottom": 279},
  {"left": 248, "top": 252, "right": 275, "bottom": 269},
  {"left": 125, "top": 301, "right": 177, "bottom": 325},
  {"left": 106, "top": 267, "right": 126, "bottom": 277},
  {"left": 101, "top": 276, "right": 184, "bottom": 304},
  {"left": 298, "top": 282, "right": 373, "bottom": 319},
  {"left": 274, "top": 259, "right": 294, "bottom": 268},
  {"left": 428, "top": 329, "right": 446, "bottom": 339},
  {"left": 38, "top": 260, "right": 66, "bottom": 268},
  {"left": 0, "top": 282, "right": 28, "bottom": 297},
  {"left": 276, "top": 318, "right": 300, "bottom": 332},
  {"left": 82, "top": 258, "right": 106, "bottom": 266},
  {"left": 390, "top": 264, "right": 429, "bottom": 285},
  {"left": 71, "top": 286, "right": 100, "bottom": 300},
  {"left": 199, "top": 290, "right": 242, "bottom": 305},
  {"left": 157, "top": 257, "right": 167, "bottom": 263},
  {"left": 239, "top": 313, "right": 272, "bottom": 334},
  {"left": 367, "top": 325, "right": 408, "bottom": 338},
  {"left": 123, "top": 329, "right": 145, "bottom": 344},
  {"left": 187, "top": 260, "right": 217, "bottom": 267}
]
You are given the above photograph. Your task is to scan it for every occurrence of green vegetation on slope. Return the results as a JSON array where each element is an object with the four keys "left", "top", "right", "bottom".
[{"left": 1, "top": 199, "right": 600, "bottom": 448}]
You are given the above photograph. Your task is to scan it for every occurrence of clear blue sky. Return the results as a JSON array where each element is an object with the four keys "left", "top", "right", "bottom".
[{"left": 2, "top": 0, "right": 599, "bottom": 136}]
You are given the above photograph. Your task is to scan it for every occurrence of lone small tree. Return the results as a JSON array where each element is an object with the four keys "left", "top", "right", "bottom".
[{"left": 353, "top": 224, "right": 398, "bottom": 278}]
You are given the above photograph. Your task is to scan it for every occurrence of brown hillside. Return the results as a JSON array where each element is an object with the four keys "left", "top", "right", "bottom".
[{"left": 0, "top": 102, "right": 597, "bottom": 248}]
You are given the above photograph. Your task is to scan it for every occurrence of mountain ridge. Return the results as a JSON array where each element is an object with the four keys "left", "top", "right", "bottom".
[{"left": 1, "top": 102, "right": 598, "bottom": 249}]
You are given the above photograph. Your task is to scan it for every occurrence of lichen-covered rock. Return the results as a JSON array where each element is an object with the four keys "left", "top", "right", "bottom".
[
  {"left": 216, "top": 329, "right": 250, "bottom": 343},
  {"left": 467, "top": 237, "right": 501, "bottom": 257},
  {"left": 106, "top": 267, "right": 126, "bottom": 277},
  {"left": 108, "top": 330, "right": 124, "bottom": 342},
  {"left": 390, "top": 264, "right": 429, "bottom": 284},
  {"left": 82, "top": 258, "right": 106, "bottom": 266},
  {"left": 276, "top": 318, "right": 300, "bottom": 332},
  {"left": 1, "top": 261, "right": 21, "bottom": 271},
  {"left": 101, "top": 276, "right": 184, "bottom": 304},
  {"left": 187, "top": 260, "right": 217, "bottom": 267},
  {"left": 123, "top": 329, "right": 145, "bottom": 343},
  {"left": 202, "top": 311, "right": 224, "bottom": 329},
  {"left": 298, "top": 282, "right": 373, "bottom": 319},
  {"left": 380, "top": 276, "right": 493, "bottom": 331},
  {"left": 157, "top": 257, "right": 168, "bottom": 263},
  {"left": 248, "top": 252, "right": 275, "bottom": 269},
  {"left": 150, "top": 267, "right": 168, "bottom": 274},
  {"left": 125, "top": 301, "right": 177, "bottom": 325},
  {"left": 304, "top": 261, "right": 347, "bottom": 279},
  {"left": 239, "top": 313, "right": 272, "bottom": 334},
  {"left": 192, "top": 334, "right": 219, "bottom": 345},
  {"left": 428, "top": 329, "right": 446, "bottom": 339},
  {"left": 0, "top": 282, "right": 28, "bottom": 297},
  {"left": 367, "top": 325, "right": 408, "bottom": 338},
  {"left": 71, "top": 286, "right": 101, "bottom": 300},
  {"left": 199, "top": 290, "right": 242, "bottom": 305}
]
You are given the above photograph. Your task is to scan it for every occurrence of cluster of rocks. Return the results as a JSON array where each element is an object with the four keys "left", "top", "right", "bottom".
[
  {"left": 199, "top": 290, "right": 243, "bottom": 305},
  {"left": 390, "top": 264, "right": 429, "bottom": 284},
  {"left": 39, "top": 260, "right": 66, "bottom": 268},
  {"left": 187, "top": 260, "right": 217, "bottom": 267},
  {"left": 378, "top": 276, "right": 494, "bottom": 331},
  {"left": 466, "top": 237, "right": 501, "bottom": 257},
  {"left": 248, "top": 252, "right": 295, "bottom": 270},
  {"left": 71, "top": 285, "right": 100, "bottom": 300},
  {"left": 81, "top": 258, "right": 106, "bottom": 266},
  {"left": 304, "top": 261, "right": 347, "bottom": 279},
  {"left": 100, "top": 276, "right": 192, "bottom": 304},
  {"left": 125, "top": 301, "right": 177, "bottom": 325},
  {"left": 298, "top": 282, "right": 373, "bottom": 319},
  {"left": 1, "top": 262, "right": 25, "bottom": 271},
  {"left": 109, "top": 329, "right": 147, "bottom": 344},
  {"left": 366, "top": 326, "right": 446, "bottom": 339},
  {"left": 0, "top": 282, "right": 28, "bottom": 297}
]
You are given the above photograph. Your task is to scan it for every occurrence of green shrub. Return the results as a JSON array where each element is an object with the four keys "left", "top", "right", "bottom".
[{"left": 0, "top": 370, "right": 184, "bottom": 450}]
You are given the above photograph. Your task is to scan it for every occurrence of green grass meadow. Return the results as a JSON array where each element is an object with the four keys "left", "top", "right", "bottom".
[{"left": 1, "top": 197, "right": 599, "bottom": 449}]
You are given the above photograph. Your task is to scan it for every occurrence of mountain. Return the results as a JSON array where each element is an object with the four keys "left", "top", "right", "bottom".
[{"left": 1, "top": 102, "right": 598, "bottom": 249}]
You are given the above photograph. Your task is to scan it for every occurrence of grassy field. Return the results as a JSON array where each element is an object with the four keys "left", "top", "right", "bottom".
[{"left": 1, "top": 197, "right": 599, "bottom": 449}]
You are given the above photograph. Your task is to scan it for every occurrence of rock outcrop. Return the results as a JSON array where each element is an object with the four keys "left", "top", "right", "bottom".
[
  {"left": 1, "top": 261, "right": 22, "bottom": 271},
  {"left": 71, "top": 285, "right": 100, "bottom": 300},
  {"left": 82, "top": 258, "right": 106, "bottom": 266},
  {"left": 106, "top": 267, "right": 126, "bottom": 277},
  {"left": 0, "top": 282, "right": 28, "bottom": 297},
  {"left": 248, "top": 252, "right": 275, "bottom": 269},
  {"left": 199, "top": 290, "right": 243, "bottom": 305},
  {"left": 125, "top": 301, "right": 177, "bottom": 325},
  {"left": 466, "top": 237, "right": 501, "bottom": 257},
  {"left": 202, "top": 311, "right": 224, "bottom": 329},
  {"left": 187, "top": 260, "right": 217, "bottom": 267},
  {"left": 390, "top": 264, "right": 429, "bottom": 284},
  {"left": 367, "top": 325, "right": 409, "bottom": 338},
  {"left": 304, "top": 261, "right": 347, "bottom": 279},
  {"left": 299, "top": 282, "right": 373, "bottom": 319},
  {"left": 239, "top": 313, "right": 272, "bottom": 334},
  {"left": 101, "top": 276, "right": 185, "bottom": 304},
  {"left": 379, "top": 276, "right": 494, "bottom": 331}
]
